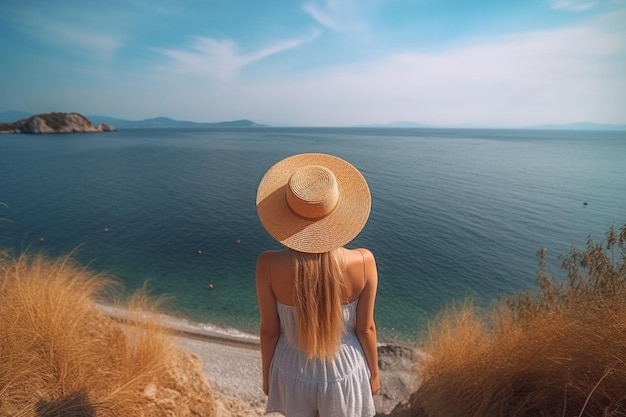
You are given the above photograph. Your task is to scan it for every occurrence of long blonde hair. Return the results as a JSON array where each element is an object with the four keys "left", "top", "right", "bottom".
[{"left": 290, "top": 248, "right": 346, "bottom": 360}]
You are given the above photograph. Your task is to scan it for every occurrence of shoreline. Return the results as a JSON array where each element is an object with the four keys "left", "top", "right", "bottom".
[
  {"left": 98, "top": 302, "right": 417, "bottom": 350},
  {"left": 99, "top": 303, "right": 261, "bottom": 349}
]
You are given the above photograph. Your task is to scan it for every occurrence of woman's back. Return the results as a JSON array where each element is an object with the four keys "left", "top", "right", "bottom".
[{"left": 262, "top": 247, "right": 368, "bottom": 306}]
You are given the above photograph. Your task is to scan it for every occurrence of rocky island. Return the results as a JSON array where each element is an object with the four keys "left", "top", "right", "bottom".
[{"left": 0, "top": 112, "right": 115, "bottom": 134}]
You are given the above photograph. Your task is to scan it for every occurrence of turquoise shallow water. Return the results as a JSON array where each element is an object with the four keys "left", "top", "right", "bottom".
[{"left": 1, "top": 127, "right": 624, "bottom": 343}]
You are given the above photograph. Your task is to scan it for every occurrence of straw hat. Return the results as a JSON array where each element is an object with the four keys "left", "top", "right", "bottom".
[{"left": 256, "top": 153, "right": 371, "bottom": 253}]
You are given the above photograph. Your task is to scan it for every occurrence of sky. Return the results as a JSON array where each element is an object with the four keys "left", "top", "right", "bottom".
[{"left": 0, "top": 0, "right": 625, "bottom": 127}]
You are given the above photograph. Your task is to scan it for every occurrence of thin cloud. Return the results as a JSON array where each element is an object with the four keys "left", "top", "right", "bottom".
[
  {"left": 1, "top": 6, "right": 121, "bottom": 61},
  {"left": 46, "top": 25, "right": 120, "bottom": 56},
  {"left": 154, "top": 31, "right": 321, "bottom": 80},
  {"left": 551, "top": 0, "right": 600, "bottom": 11},
  {"left": 302, "top": 0, "right": 370, "bottom": 32}
]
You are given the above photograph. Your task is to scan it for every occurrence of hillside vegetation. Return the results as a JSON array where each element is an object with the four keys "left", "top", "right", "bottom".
[
  {"left": 0, "top": 252, "right": 215, "bottom": 417},
  {"left": 393, "top": 225, "right": 626, "bottom": 417}
]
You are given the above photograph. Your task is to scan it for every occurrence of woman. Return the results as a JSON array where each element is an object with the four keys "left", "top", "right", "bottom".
[{"left": 255, "top": 153, "right": 380, "bottom": 417}]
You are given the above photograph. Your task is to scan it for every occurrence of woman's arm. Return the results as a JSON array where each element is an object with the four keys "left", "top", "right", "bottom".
[
  {"left": 256, "top": 251, "right": 280, "bottom": 395},
  {"left": 355, "top": 248, "right": 380, "bottom": 394}
]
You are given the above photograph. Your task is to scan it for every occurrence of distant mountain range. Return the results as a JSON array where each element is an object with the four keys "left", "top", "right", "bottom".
[
  {"left": 526, "top": 122, "right": 626, "bottom": 131},
  {"left": 87, "top": 115, "right": 266, "bottom": 129},
  {"left": 0, "top": 111, "right": 265, "bottom": 129},
  {"left": 364, "top": 121, "right": 626, "bottom": 130},
  {"left": 0, "top": 110, "right": 33, "bottom": 123},
  {"left": 356, "top": 121, "right": 434, "bottom": 128},
  {"left": 1, "top": 111, "right": 625, "bottom": 130}
]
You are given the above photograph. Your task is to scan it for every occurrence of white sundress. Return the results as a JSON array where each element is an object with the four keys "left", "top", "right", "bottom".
[{"left": 266, "top": 299, "right": 376, "bottom": 417}]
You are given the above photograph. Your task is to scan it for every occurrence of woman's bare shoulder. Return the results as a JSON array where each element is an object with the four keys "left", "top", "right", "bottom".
[
  {"left": 348, "top": 247, "right": 375, "bottom": 261},
  {"left": 349, "top": 248, "right": 378, "bottom": 285}
]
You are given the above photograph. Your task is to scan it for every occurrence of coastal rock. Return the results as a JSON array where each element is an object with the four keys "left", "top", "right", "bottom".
[
  {"left": 97, "top": 121, "right": 116, "bottom": 132},
  {"left": 0, "top": 112, "right": 116, "bottom": 134},
  {"left": 144, "top": 349, "right": 217, "bottom": 417},
  {"left": 375, "top": 344, "right": 420, "bottom": 415}
]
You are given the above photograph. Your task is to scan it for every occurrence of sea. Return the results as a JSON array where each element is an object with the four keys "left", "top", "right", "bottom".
[{"left": 1, "top": 127, "right": 624, "bottom": 344}]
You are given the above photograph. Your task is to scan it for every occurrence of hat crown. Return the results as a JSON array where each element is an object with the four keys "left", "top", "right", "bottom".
[{"left": 286, "top": 165, "right": 339, "bottom": 220}]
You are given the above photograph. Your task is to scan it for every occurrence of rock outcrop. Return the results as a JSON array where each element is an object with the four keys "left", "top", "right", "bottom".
[{"left": 0, "top": 112, "right": 116, "bottom": 134}]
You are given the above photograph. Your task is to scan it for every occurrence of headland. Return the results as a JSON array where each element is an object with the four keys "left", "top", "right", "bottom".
[{"left": 0, "top": 112, "right": 115, "bottom": 134}]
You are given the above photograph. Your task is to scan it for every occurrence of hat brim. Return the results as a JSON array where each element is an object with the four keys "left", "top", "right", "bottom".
[{"left": 256, "top": 153, "right": 371, "bottom": 253}]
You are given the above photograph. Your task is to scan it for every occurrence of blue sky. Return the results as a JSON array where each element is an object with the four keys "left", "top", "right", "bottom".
[{"left": 1, "top": 0, "right": 625, "bottom": 127}]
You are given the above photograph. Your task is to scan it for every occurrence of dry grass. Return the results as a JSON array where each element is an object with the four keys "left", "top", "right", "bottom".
[
  {"left": 0, "top": 252, "right": 215, "bottom": 417},
  {"left": 407, "top": 225, "right": 626, "bottom": 417}
]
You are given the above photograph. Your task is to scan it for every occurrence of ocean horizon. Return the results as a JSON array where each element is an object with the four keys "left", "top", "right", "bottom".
[{"left": 1, "top": 127, "right": 624, "bottom": 343}]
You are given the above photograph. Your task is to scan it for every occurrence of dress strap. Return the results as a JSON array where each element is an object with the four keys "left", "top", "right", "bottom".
[
  {"left": 358, "top": 248, "right": 366, "bottom": 287},
  {"left": 267, "top": 252, "right": 274, "bottom": 294}
]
